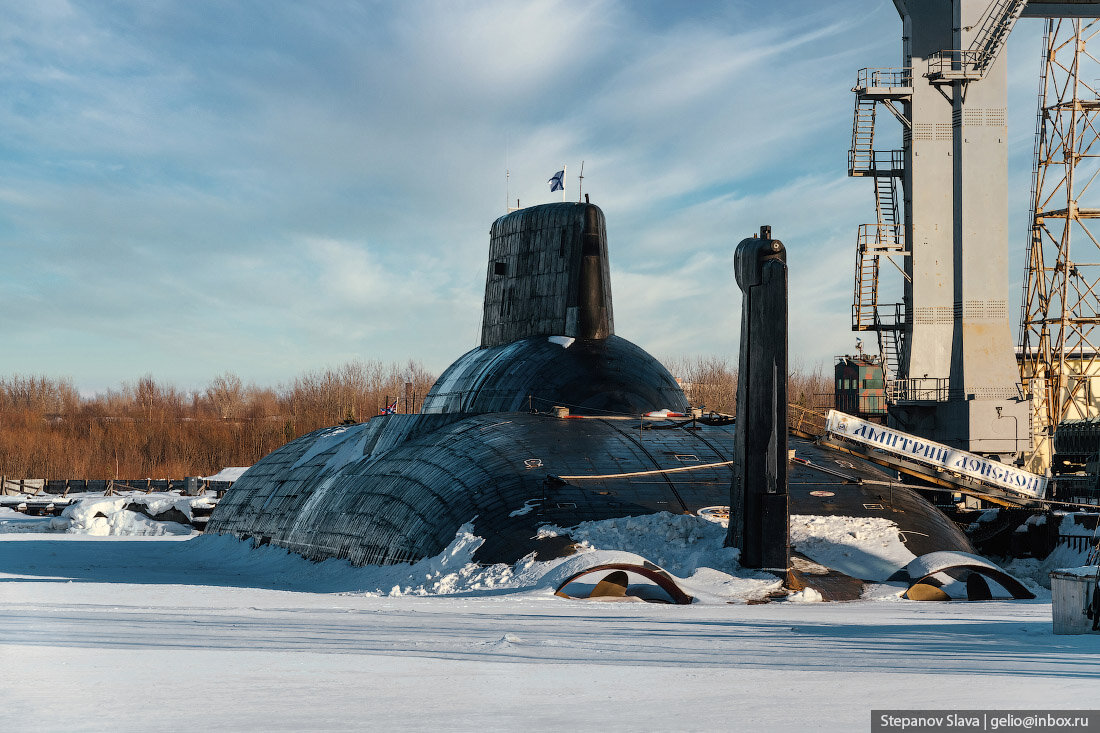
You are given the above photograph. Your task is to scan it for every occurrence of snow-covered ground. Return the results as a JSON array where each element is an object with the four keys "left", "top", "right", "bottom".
[{"left": 2, "top": 504, "right": 1099, "bottom": 732}]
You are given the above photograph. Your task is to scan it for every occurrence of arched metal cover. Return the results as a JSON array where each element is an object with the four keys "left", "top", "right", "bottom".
[{"left": 902, "top": 550, "right": 1035, "bottom": 600}]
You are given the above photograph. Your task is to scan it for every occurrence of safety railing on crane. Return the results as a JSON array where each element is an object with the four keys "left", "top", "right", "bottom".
[
  {"left": 926, "top": 0, "right": 1026, "bottom": 82},
  {"left": 851, "top": 300, "right": 905, "bottom": 331},
  {"left": 857, "top": 223, "right": 905, "bottom": 253},
  {"left": 855, "top": 67, "right": 913, "bottom": 91},
  {"left": 848, "top": 149, "right": 904, "bottom": 177},
  {"left": 852, "top": 225, "right": 906, "bottom": 332},
  {"left": 926, "top": 49, "right": 986, "bottom": 81},
  {"left": 887, "top": 377, "right": 950, "bottom": 403}
]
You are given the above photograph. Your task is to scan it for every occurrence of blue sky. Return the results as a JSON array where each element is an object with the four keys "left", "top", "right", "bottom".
[{"left": 0, "top": 1, "right": 1046, "bottom": 392}]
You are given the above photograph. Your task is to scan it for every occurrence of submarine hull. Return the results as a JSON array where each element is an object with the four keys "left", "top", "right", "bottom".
[
  {"left": 208, "top": 201, "right": 974, "bottom": 576},
  {"left": 209, "top": 410, "right": 972, "bottom": 566}
]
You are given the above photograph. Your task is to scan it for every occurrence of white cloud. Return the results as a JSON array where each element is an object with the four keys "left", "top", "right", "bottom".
[{"left": 0, "top": 0, "right": 1047, "bottom": 391}]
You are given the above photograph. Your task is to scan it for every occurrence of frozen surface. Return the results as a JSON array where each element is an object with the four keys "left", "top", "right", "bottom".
[{"left": 1, "top": 512, "right": 1097, "bottom": 731}]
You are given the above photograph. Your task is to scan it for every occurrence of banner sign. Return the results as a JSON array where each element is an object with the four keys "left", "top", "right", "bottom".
[{"left": 824, "top": 410, "right": 1047, "bottom": 499}]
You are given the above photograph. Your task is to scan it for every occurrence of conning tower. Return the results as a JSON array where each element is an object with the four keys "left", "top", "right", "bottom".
[{"left": 423, "top": 202, "right": 686, "bottom": 416}]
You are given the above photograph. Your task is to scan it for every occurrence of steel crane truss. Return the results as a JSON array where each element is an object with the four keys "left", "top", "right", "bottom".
[{"left": 1020, "top": 19, "right": 1100, "bottom": 472}]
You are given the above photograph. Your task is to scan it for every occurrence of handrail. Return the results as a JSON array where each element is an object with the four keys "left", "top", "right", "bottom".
[
  {"left": 848, "top": 149, "right": 904, "bottom": 174},
  {"left": 887, "top": 377, "right": 950, "bottom": 403},
  {"left": 857, "top": 223, "right": 905, "bottom": 253},
  {"left": 788, "top": 403, "right": 828, "bottom": 438},
  {"left": 852, "top": 302, "right": 905, "bottom": 328},
  {"left": 855, "top": 67, "right": 912, "bottom": 89},
  {"left": 926, "top": 49, "right": 985, "bottom": 79}
]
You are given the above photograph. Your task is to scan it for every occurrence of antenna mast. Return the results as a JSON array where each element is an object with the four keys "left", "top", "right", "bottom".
[{"left": 578, "top": 160, "right": 585, "bottom": 202}]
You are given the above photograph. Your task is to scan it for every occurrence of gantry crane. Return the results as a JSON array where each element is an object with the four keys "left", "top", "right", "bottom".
[
  {"left": 1019, "top": 18, "right": 1100, "bottom": 480},
  {"left": 849, "top": 0, "right": 1100, "bottom": 472}
]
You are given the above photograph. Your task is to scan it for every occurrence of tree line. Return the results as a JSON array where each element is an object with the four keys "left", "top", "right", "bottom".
[
  {"left": 0, "top": 357, "right": 832, "bottom": 479},
  {"left": 0, "top": 362, "right": 434, "bottom": 480}
]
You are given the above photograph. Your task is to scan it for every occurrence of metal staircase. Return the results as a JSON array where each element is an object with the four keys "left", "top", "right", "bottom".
[
  {"left": 849, "top": 97, "right": 877, "bottom": 176},
  {"left": 853, "top": 226, "right": 881, "bottom": 329},
  {"left": 849, "top": 68, "right": 911, "bottom": 379},
  {"left": 878, "top": 311, "right": 905, "bottom": 379},
  {"left": 926, "top": 0, "right": 1028, "bottom": 82},
  {"left": 973, "top": 0, "right": 1028, "bottom": 74},
  {"left": 874, "top": 175, "right": 900, "bottom": 237}
]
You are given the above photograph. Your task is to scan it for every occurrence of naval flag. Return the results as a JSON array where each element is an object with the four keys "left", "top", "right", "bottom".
[
  {"left": 548, "top": 169, "right": 565, "bottom": 192},
  {"left": 379, "top": 399, "right": 398, "bottom": 415}
]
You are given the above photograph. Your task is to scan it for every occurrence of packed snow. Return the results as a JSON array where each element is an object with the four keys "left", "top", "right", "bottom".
[
  {"left": 0, "top": 493, "right": 211, "bottom": 537},
  {"left": 789, "top": 514, "right": 916, "bottom": 581},
  {"left": 2, "top": 505, "right": 1098, "bottom": 731},
  {"left": 203, "top": 466, "right": 251, "bottom": 482},
  {"left": 49, "top": 497, "right": 195, "bottom": 536}
]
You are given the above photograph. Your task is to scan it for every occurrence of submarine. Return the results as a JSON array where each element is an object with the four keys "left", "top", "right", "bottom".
[{"left": 207, "top": 201, "right": 1030, "bottom": 599}]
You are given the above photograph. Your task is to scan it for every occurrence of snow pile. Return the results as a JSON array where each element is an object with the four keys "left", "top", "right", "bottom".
[
  {"left": 184, "top": 523, "right": 547, "bottom": 595},
  {"left": 542, "top": 512, "right": 740, "bottom": 577},
  {"left": 1002, "top": 513, "right": 1098, "bottom": 591},
  {"left": 789, "top": 514, "right": 916, "bottom": 581},
  {"left": 966, "top": 508, "right": 1002, "bottom": 532},
  {"left": 204, "top": 466, "right": 250, "bottom": 482},
  {"left": 642, "top": 409, "right": 686, "bottom": 417},
  {"left": 183, "top": 513, "right": 793, "bottom": 602},
  {"left": 1056, "top": 511, "right": 1100, "bottom": 539},
  {"left": 1004, "top": 549, "right": 1090, "bottom": 592},
  {"left": 0, "top": 493, "right": 211, "bottom": 536},
  {"left": 1016, "top": 513, "right": 1048, "bottom": 533},
  {"left": 787, "top": 587, "right": 824, "bottom": 603},
  {"left": 0, "top": 506, "right": 58, "bottom": 533},
  {"left": 49, "top": 497, "right": 195, "bottom": 536},
  {"left": 126, "top": 492, "right": 215, "bottom": 521}
]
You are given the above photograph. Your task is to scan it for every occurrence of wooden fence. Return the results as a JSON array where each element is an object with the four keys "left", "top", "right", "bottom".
[{"left": 0, "top": 477, "right": 235, "bottom": 497}]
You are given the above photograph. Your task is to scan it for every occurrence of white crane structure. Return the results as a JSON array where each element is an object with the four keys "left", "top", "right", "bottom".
[{"left": 850, "top": 0, "right": 1100, "bottom": 472}]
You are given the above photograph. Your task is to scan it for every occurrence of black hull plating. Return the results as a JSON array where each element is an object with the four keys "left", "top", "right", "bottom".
[{"left": 208, "top": 412, "right": 972, "bottom": 566}]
